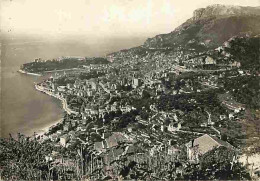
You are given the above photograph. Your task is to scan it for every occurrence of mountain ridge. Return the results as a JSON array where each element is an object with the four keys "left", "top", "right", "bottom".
[
  {"left": 142, "top": 4, "right": 260, "bottom": 50},
  {"left": 192, "top": 4, "right": 260, "bottom": 21}
]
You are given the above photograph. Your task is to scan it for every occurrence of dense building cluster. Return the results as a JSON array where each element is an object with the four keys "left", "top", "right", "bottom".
[
  {"left": 4, "top": 36, "right": 256, "bottom": 180},
  {"left": 2, "top": 4, "right": 260, "bottom": 177}
]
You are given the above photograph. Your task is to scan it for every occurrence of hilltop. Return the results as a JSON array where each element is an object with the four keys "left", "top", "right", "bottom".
[
  {"left": 143, "top": 4, "right": 260, "bottom": 50},
  {"left": 107, "top": 4, "right": 260, "bottom": 69}
]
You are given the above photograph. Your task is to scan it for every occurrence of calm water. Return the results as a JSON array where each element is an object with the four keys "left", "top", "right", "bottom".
[{"left": 0, "top": 35, "right": 146, "bottom": 138}]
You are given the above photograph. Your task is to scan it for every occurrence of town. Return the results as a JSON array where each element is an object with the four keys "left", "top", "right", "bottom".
[
  {"left": 2, "top": 34, "right": 258, "bottom": 180},
  {"left": 1, "top": 4, "right": 260, "bottom": 180}
]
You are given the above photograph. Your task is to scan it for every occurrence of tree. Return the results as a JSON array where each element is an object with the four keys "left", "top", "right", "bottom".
[
  {"left": 183, "top": 147, "right": 251, "bottom": 180},
  {"left": 0, "top": 134, "right": 54, "bottom": 180},
  {"left": 241, "top": 109, "right": 260, "bottom": 155},
  {"left": 173, "top": 79, "right": 185, "bottom": 94}
]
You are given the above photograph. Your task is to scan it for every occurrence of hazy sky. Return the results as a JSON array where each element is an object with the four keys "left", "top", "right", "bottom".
[{"left": 1, "top": 0, "right": 260, "bottom": 38}]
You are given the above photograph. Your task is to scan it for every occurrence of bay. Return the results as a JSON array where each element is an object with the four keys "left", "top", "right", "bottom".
[{"left": 0, "top": 35, "right": 146, "bottom": 138}]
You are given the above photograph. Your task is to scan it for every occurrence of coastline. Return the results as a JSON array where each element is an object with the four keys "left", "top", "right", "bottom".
[
  {"left": 17, "top": 68, "right": 75, "bottom": 137},
  {"left": 18, "top": 69, "right": 42, "bottom": 76},
  {"left": 18, "top": 67, "right": 86, "bottom": 77},
  {"left": 33, "top": 84, "right": 78, "bottom": 137},
  {"left": 35, "top": 84, "right": 77, "bottom": 115},
  {"left": 33, "top": 118, "right": 63, "bottom": 137}
]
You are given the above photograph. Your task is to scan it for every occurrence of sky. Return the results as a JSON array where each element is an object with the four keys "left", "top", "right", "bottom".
[{"left": 1, "top": 0, "right": 260, "bottom": 39}]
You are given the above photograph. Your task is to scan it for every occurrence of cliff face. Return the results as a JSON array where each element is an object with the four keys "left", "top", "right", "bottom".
[
  {"left": 193, "top": 4, "right": 260, "bottom": 20},
  {"left": 143, "top": 5, "right": 260, "bottom": 50}
]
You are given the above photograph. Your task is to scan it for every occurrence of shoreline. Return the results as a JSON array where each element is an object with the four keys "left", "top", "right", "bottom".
[
  {"left": 35, "top": 84, "right": 78, "bottom": 115},
  {"left": 33, "top": 118, "right": 63, "bottom": 137},
  {"left": 33, "top": 84, "right": 78, "bottom": 137},
  {"left": 18, "top": 69, "right": 42, "bottom": 76},
  {"left": 17, "top": 68, "right": 77, "bottom": 137},
  {"left": 18, "top": 67, "right": 84, "bottom": 76}
]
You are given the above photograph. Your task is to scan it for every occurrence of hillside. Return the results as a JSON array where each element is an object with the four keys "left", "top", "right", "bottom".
[
  {"left": 143, "top": 4, "right": 260, "bottom": 51},
  {"left": 6, "top": 4, "right": 260, "bottom": 181}
]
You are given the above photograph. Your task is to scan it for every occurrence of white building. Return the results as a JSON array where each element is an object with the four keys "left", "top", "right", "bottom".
[{"left": 60, "top": 135, "right": 69, "bottom": 147}]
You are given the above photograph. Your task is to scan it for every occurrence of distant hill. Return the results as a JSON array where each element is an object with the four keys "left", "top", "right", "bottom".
[{"left": 143, "top": 4, "right": 260, "bottom": 51}]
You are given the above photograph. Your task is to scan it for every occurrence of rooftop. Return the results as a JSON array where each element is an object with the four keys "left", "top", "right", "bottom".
[{"left": 187, "top": 134, "right": 234, "bottom": 155}]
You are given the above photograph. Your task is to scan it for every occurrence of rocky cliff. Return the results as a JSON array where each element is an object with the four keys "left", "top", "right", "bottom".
[
  {"left": 193, "top": 4, "right": 260, "bottom": 20},
  {"left": 143, "top": 4, "right": 260, "bottom": 50}
]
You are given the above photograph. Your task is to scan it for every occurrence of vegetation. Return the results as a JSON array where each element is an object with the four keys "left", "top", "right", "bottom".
[
  {"left": 0, "top": 135, "right": 53, "bottom": 180},
  {"left": 224, "top": 37, "right": 260, "bottom": 72},
  {"left": 11, "top": 10, "right": 259, "bottom": 181},
  {"left": 240, "top": 109, "right": 260, "bottom": 155},
  {"left": 183, "top": 147, "right": 251, "bottom": 180},
  {"left": 220, "top": 74, "right": 260, "bottom": 109},
  {"left": 78, "top": 71, "right": 105, "bottom": 80},
  {"left": 21, "top": 57, "right": 109, "bottom": 73}
]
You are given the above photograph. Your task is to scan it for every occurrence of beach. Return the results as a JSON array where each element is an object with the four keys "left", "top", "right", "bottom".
[
  {"left": 33, "top": 118, "right": 63, "bottom": 137},
  {"left": 34, "top": 84, "right": 78, "bottom": 115},
  {"left": 1, "top": 35, "right": 146, "bottom": 138},
  {"left": 2, "top": 66, "right": 63, "bottom": 138},
  {"left": 32, "top": 82, "right": 80, "bottom": 137}
]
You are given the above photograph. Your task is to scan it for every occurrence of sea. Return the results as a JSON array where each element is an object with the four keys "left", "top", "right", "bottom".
[{"left": 1, "top": 34, "right": 146, "bottom": 138}]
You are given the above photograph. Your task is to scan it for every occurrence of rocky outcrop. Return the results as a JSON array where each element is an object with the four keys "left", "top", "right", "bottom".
[
  {"left": 193, "top": 4, "right": 260, "bottom": 21},
  {"left": 143, "top": 4, "right": 260, "bottom": 50}
]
